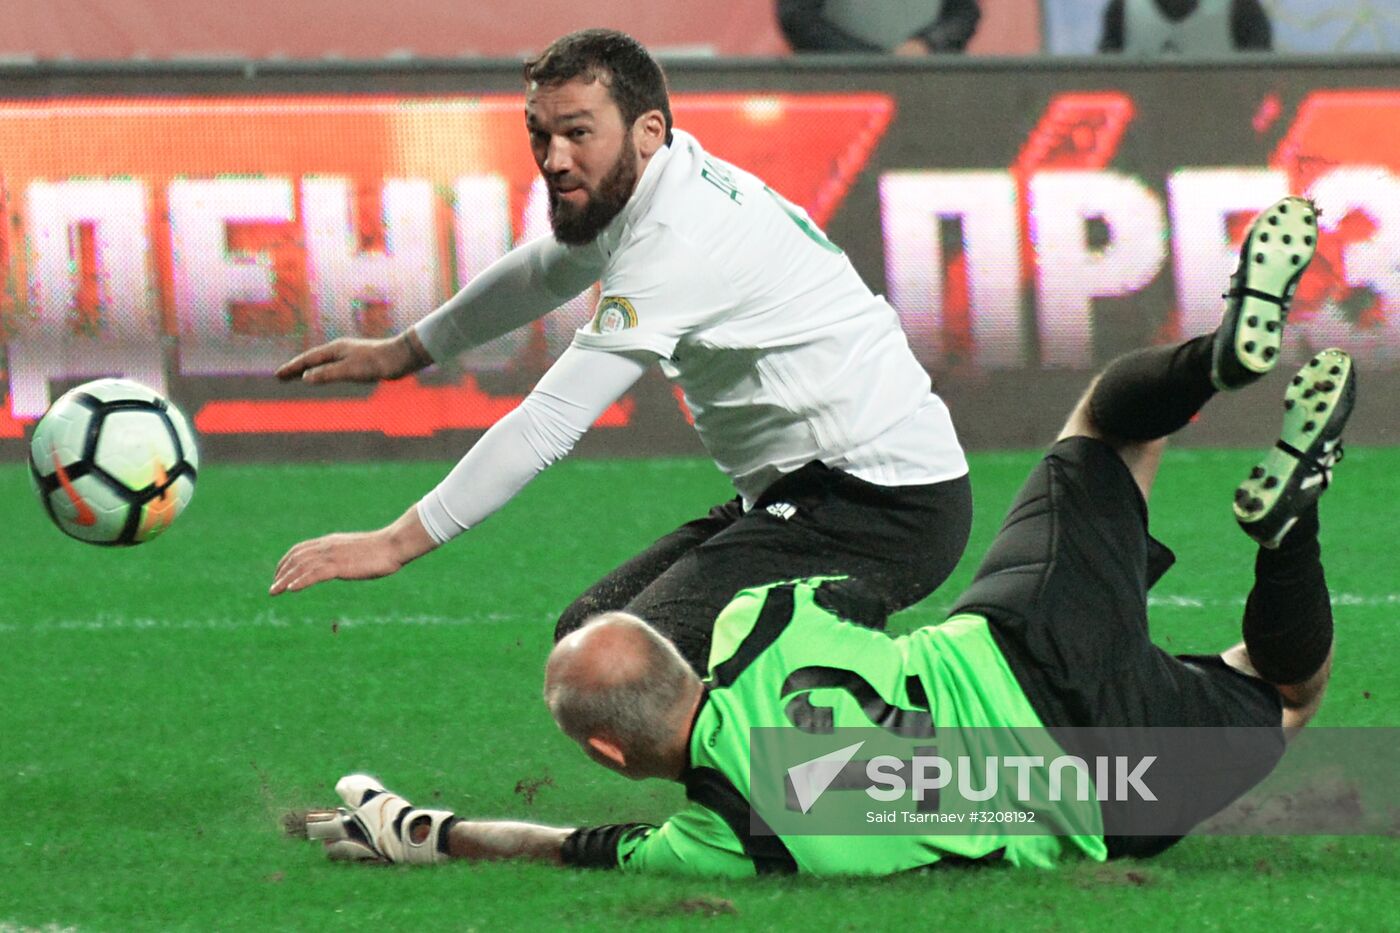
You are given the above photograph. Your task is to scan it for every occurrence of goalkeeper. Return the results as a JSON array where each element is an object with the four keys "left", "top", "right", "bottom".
[
  {"left": 267, "top": 28, "right": 971, "bottom": 670},
  {"left": 292, "top": 197, "right": 1354, "bottom": 874}
]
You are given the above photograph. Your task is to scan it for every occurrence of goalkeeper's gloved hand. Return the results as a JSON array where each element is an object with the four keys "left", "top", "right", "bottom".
[{"left": 290, "top": 773, "right": 458, "bottom": 865}]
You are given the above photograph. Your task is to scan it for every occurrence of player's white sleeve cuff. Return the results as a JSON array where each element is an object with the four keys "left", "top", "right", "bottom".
[{"left": 415, "top": 495, "right": 462, "bottom": 546}]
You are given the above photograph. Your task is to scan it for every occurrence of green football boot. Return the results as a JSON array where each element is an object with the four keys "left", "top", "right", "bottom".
[
  {"left": 1211, "top": 196, "right": 1319, "bottom": 390},
  {"left": 1234, "top": 349, "right": 1356, "bottom": 548}
]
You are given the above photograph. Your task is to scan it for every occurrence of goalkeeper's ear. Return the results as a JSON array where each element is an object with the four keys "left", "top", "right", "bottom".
[{"left": 586, "top": 736, "right": 628, "bottom": 771}]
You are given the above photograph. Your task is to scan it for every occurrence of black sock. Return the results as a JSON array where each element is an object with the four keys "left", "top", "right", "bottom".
[
  {"left": 1088, "top": 334, "right": 1216, "bottom": 441},
  {"left": 1241, "top": 504, "right": 1333, "bottom": 685}
]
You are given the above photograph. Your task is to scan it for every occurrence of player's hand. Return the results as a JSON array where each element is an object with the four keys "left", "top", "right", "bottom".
[
  {"left": 269, "top": 509, "right": 438, "bottom": 595},
  {"left": 286, "top": 774, "right": 456, "bottom": 865},
  {"left": 269, "top": 530, "right": 405, "bottom": 594},
  {"left": 275, "top": 331, "right": 431, "bottom": 384}
]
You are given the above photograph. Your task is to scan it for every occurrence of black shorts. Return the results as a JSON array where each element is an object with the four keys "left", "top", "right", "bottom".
[
  {"left": 949, "top": 437, "right": 1285, "bottom": 858},
  {"left": 556, "top": 461, "right": 973, "bottom": 672}
]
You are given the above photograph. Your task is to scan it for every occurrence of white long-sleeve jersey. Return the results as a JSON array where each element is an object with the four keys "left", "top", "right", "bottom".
[{"left": 415, "top": 129, "right": 966, "bottom": 543}]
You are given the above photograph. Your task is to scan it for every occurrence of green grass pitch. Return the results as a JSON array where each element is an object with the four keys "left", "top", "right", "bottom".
[{"left": 2, "top": 449, "right": 1397, "bottom": 931}]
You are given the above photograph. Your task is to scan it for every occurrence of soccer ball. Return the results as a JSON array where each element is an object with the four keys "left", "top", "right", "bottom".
[{"left": 28, "top": 378, "right": 200, "bottom": 545}]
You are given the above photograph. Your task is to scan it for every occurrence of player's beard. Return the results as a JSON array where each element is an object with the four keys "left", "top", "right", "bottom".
[{"left": 547, "top": 145, "right": 639, "bottom": 246}]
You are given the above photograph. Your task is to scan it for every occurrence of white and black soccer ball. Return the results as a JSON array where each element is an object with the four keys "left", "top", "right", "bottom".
[{"left": 28, "top": 378, "right": 200, "bottom": 545}]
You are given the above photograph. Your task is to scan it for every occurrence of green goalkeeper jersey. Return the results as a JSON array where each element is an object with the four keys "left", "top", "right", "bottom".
[{"left": 564, "top": 579, "right": 1107, "bottom": 876}]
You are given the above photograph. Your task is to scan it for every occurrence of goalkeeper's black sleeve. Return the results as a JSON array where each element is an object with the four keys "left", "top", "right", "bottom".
[{"left": 560, "top": 823, "right": 656, "bottom": 869}]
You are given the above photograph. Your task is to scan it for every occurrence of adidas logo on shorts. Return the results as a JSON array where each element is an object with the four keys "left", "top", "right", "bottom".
[{"left": 766, "top": 502, "right": 797, "bottom": 521}]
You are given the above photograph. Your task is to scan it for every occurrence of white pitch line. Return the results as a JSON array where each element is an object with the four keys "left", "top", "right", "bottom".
[
  {"left": 2, "top": 595, "right": 1396, "bottom": 637},
  {"left": 915, "top": 592, "right": 1400, "bottom": 619},
  {"left": 1147, "top": 593, "right": 1400, "bottom": 609},
  {"left": 0, "top": 611, "right": 542, "bottom": 636}
]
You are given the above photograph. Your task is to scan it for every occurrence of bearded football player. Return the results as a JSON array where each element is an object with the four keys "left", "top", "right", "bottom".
[{"left": 270, "top": 29, "right": 971, "bottom": 671}]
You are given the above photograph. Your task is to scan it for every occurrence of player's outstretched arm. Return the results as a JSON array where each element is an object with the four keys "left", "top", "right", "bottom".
[
  {"left": 270, "top": 348, "right": 647, "bottom": 595},
  {"left": 291, "top": 774, "right": 572, "bottom": 866},
  {"left": 413, "top": 234, "right": 605, "bottom": 362},
  {"left": 444, "top": 821, "right": 572, "bottom": 864},
  {"left": 269, "top": 505, "right": 437, "bottom": 595},
  {"left": 275, "top": 328, "right": 433, "bottom": 384},
  {"left": 416, "top": 346, "right": 651, "bottom": 542},
  {"left": 277, "top": 235, "right": 600, "bottom": 384}
]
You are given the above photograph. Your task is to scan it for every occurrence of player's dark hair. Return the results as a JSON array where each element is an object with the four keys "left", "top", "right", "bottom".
[{"left": 524, "top": 29, "right": 674, "bottom": 145}]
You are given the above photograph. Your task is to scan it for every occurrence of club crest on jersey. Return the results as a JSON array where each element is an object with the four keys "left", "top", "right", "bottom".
[{"left": 592, "top": 296, "right": 638, "bottom": 334}]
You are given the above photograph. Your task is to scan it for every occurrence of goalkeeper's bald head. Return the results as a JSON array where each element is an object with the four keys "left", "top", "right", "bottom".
[{"left": 544, "top": 612, "right": 703, "bottom": 781}]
